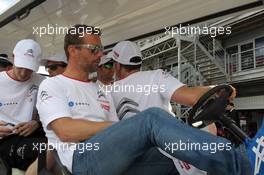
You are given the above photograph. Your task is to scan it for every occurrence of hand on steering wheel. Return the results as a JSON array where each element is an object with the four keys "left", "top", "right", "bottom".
[{"left": 187, "top": 85, "right": 234, "bottom": 128}]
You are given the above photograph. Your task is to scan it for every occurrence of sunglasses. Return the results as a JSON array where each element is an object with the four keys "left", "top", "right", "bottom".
[
  {"left": 75, "top": 44, "right": 104, "bottom": 54},
  {"left": 102, "top": 62, "right": 114, "bottom": 69},
  {"left": 45, "top": 63, "right": 67, "bottom": 71},
  {"left": 4, "top": 122, "right": 15, "bottom": 127}
]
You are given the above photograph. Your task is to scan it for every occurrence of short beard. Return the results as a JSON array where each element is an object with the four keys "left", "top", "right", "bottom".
[{"left": 77, "top": 62, "right": 97, "bottom": 73}]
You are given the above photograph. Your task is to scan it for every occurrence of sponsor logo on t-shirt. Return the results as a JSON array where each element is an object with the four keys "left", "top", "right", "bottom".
[
  {"left": 97, "top": 89, "right": 106, "bottom": 99},
  {"left": 116, "top": 97, "right": 139, "bottom": 120},
  {"left": 40, "top": 91, "right": 52, "bottom": 102},
  {"left": 96, "top": 90, "right": 111, "bottom": 112},
  {"left": 68, "top": 101, "right": 74, "bottom": 107},
  {"left": 97, "top": 99, "right": 110, "bottom": 112},
  {"left": 68, "top": 101, "right": 90, "bottom": 107},
  {"left": 0, "top": 101, "right": 18, "bottom": 107},
  {"left": 101, "top": 103, "right": 110, "bottom": 112},
  {"left": 27, "top": 85, "right": 38, "bottom": 98}
]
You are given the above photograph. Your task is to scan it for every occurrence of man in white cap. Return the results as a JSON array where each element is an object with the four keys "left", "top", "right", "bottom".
[
  {"left": 96, "top": 54, "right": 117, "bottom": 124},
  {"left": 109, "top": 41, "right": 216, "bottom": 175},
  {"left": 0, "top": 54, "right": 13, "bottom": 72},
  {"left": 41, "top": 54, "right": 68, "bottom": 77},
  {"left": 97, "top": 53, "right": 115, "bottom": 86},
  {"left": 0, "top": 39, "right": 46, "bottom": 172}
]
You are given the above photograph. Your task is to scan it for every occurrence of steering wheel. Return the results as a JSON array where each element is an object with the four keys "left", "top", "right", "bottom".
[{"left": 187, "top": 85, "right": 233, "bottom": 128}]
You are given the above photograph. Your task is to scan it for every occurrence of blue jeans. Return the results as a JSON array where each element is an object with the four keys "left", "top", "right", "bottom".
[{"left": 72, "top": 107, "right": 250, "bottom": 175}]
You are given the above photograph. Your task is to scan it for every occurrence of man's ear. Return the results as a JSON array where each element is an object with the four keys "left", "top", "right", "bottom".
[{"left": 68, "top": 45, "right": 78, "bottom": 59}]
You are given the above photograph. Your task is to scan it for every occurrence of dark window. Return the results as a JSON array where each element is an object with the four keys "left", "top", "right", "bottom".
[
  {"left": 240, "top": 42, "right": 254, "bottom": 70},
  {"left": 255, "top": 37, "right": 264, "bottom": 67}
]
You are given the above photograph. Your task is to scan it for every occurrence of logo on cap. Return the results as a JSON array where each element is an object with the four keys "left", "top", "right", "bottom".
[
  {"left": 24, "top": 49, "right": 34, "bottom": 58},
  {"left": 113, "top": 51, "right": 119, "bottom": 59}
]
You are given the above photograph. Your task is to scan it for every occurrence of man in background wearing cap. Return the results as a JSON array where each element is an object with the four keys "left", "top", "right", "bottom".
[
  {"left": 0, "top": 54, "right": 13, "bottom": 72},
  {"left": 96, "top": 54, "right": 117, "bottom": 125},
  {"left": 110, "top": 41, "right": 216, "bottom": 175},
  {"left": 97, "top": 53, "right": 115, "bottom": 86},
  {"left": 0, "top": 39, "right": 46, "bottom": 172},
  {"left": 41, "top": 54, "right": 68, "bottom": 77}
]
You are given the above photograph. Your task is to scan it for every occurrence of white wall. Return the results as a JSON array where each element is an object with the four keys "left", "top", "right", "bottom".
[{"left": 234, "top": 95, "right": 264, "bottom": 110}]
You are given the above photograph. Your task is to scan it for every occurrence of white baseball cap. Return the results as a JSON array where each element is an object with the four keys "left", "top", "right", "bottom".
[
  {"left": 13, "top": 39, "right": 42, "bottom": 72},
  {"left": 41, "top": 54, "right": 68, "bottom": 65},
  {"left": 99, "top": 52, "right": 113, "bottom": 66},
  {"left": 111, "top": 41, "right": 142, "bottom": 65}
]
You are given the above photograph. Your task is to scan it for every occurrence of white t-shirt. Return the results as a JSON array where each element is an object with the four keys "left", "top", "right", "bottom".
[
  {"left": 37, "top": 75, "right": 118, "bottom": 172},
  {"left": 96, "top": 80, "right": 118, "bottom": 121},
  {"left": 0, "top": 71, "right": 44, "bottom": 124},
  {"left": 111, "top": 69, "right": 185, "bottom": 119},
  {"left": 111, "top": 69, "right": 206, "bottom": 175}
]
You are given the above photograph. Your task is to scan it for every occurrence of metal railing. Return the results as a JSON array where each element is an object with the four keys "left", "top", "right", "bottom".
[
  {"left": 198, "top": 34, "right": 226, "bottom": 71},
  {"left": 135, "top": 33, "right": 169, "bottom": 49},
  {"left": 227, "top": 46, "right": 264, "bottom": 74}
]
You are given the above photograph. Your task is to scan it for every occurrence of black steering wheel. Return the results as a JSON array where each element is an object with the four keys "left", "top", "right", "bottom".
[{"left": 187, "top": 85, "right": 233, "bottom": 128}]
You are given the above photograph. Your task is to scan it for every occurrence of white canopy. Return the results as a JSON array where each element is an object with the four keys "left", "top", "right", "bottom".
[{"left": 0, "top": 0, "right": 261, "bottom": 57}]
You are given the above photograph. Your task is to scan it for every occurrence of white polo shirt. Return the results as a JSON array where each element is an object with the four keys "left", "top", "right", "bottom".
[
  {"left": 37, "top": 75, "right": 118, "bottom": 172},
  {"left": 0, "top": 71, "right": 44, "bottom": 124}
]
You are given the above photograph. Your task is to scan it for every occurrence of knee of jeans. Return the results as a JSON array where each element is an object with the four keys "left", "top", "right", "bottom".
[
  {"left": 143, "top": 107, "right": 163, "bottom": 115},
  {"left": 142, "top": 107, "right": 170, "bottom": 121}
]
